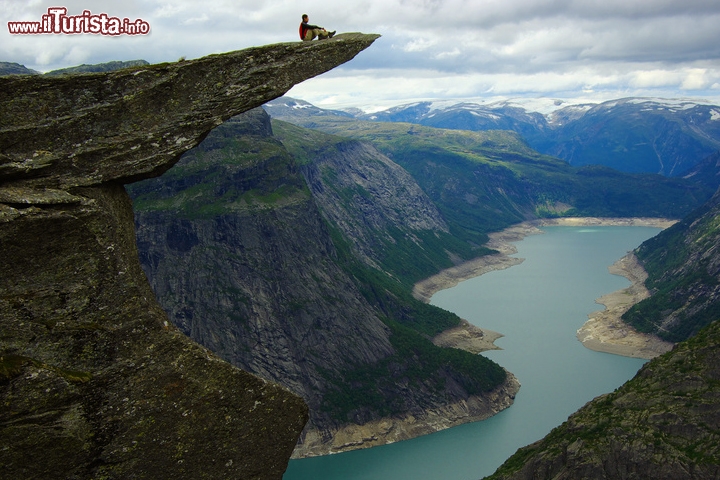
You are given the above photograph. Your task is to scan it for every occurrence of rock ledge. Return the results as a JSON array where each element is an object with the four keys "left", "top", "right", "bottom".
[{"left": 0, "top": 34, "right": 378, "bottom": 479}]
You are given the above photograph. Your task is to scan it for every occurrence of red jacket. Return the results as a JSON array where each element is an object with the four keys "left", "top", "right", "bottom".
[{"left": 299, "top": 21, "right": 320, "bottom": 40}]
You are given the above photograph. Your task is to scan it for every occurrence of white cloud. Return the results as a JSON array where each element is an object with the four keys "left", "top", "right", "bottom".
[
  {"left": 681, "top": 69, "right": 710, "bottom": 90},
  {"left": 3, "top": 0, "right": 720, "bottom": 109},
  {"left": 152, "top": 3, "right": 187, "bottom": 19},
  {"left": 181, "top": 14, "right": 209, "bottom": 26},
  {"left": 402, "top": 38, "right": 436, "bottom": 53},
  {"left": 630, "top": 70, "right": 681, "bottom": 88},
  {"left": 435, "top": 48, "right": 460, "bottom": 59}
]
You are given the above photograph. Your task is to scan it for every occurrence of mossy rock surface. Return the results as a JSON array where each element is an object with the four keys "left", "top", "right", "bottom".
[{"left": 0, "top": 35, "right": 380, "bottom": 478}]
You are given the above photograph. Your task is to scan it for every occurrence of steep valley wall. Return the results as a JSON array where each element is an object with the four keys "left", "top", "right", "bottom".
[{"left": 131, "top": 108, "right": 520, "bottom": 457}]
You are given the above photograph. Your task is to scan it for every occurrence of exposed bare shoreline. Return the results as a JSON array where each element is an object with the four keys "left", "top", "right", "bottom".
[
  {"left": 577, "top": 252, "right": 675, "bottom": 359},
  {"left": 291, "top": 372, "right": 520, "bottom": 458},
  {"left": 415, "top": 217, "right": 678, "bottom": 358},
  {"left": 294, "top": 218, "right": 676, "bottom": 458}
]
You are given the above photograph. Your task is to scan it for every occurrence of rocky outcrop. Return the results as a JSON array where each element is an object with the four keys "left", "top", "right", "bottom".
[
  {"left": 623, "top": 188, "right": 720, "bottom": 342},
  {"left": 487, "top": 319, "right": 720, "bottom": 480},
  {"left": 0, "top": 34, "right": 379, "bottom": 479},
  {"left": 131, "top": 109, "right": 395, "bottom": 441},
  {"left": 1, "top": 33, "right": 379, "bottom": 191}
]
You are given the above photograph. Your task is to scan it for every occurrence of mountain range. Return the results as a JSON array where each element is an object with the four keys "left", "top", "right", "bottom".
[
  {"left": 264, "top": 98, "right": 716, "bottom": 229},
  {"left": 128, "top": 108, "right": 520, "bottom": 456},
  {"left": 0, "top": 59, "right": 148, "bottom": 76},
  {"left": 262, "top": 96, "right": 720, "bottom": 476},
  {"left": 126, "top": 93, "right": 720, "bottom": 461},
  {"left": 270, "top": 96, "right": 720, "bottom": 178}
]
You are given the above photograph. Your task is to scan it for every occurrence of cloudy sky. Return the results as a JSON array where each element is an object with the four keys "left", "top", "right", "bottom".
[{"left": 3, "top": 0, "right": 720, "bottom": 111}]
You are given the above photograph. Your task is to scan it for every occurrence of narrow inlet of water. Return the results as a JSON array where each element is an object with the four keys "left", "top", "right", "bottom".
[{"left": 284, "top": 226, "right": 658, "bottom": 480}]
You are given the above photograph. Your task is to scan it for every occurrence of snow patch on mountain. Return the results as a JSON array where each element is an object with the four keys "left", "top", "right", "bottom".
[{"left": 626, "top": 97, "right": 714, "bottom": 110}]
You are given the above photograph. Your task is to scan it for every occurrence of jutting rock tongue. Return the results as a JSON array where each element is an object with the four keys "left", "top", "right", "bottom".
[
  {"left": 0, "top": 34, "right": 379, "bottom": 479},
  {"left": 0, "top": 33, "right": 380, "bottom": 190}
]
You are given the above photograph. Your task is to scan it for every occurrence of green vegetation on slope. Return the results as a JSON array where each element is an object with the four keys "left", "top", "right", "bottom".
[
  {"left": 320, "top": 226, "right": 507, "bottom": 422},
  {"left": 269, "top": 115, "right": 714, "bottom": 242},
  {"left": 321, "top": 319, "right": 507, "bottom": 421},
  {"left": 326, "top": 224, "right": 461, "bottom": 337},
  {"left": 376, "top": 226, "right": 487, "bottom": 287},
  {"left": 273, "top": 119, "right": 485, "bottom": 286},
  {"left": 623, "top": 192, "right": 720, "bottom": 342},
  {"left": 129, "top": 116, "right": 310, "bottom": 219},
  {"left": 487, "top": 318, "right": 720, "bottom": 479}
]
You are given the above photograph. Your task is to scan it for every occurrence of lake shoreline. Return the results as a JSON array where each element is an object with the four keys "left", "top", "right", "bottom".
[
  {"left": 292, "top": 218, "right": 675, "bottom": 460},
  {"left": 576, "top": 252, "right": 675, "bottom": 359},
  {"left": 415, "top": 217, "right": 677, "bottom": 358},
  {"left": 291, "top": 372, "right": 520, "bottom": 459}
]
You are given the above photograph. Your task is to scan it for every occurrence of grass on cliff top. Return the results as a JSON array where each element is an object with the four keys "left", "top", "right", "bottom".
[
  {"left": 275, "top": 115, "right": 559, "bottom": 170},
  {"left": 271, "top": 120, "right": 348, "bottom": 165}
]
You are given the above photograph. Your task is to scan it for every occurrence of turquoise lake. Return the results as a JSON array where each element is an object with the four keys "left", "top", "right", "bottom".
[{"left": 284, "top": 226, "right": 661, "bottom": 480}]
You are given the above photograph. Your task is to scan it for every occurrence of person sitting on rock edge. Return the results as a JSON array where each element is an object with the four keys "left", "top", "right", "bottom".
[{"left": 299, "top": 14, "right": 335, "bottom": 41}]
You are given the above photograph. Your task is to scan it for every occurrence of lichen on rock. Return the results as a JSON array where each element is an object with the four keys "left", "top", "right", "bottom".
[{"left": 0, "top": 34, "right": 379, "bottom": 479}]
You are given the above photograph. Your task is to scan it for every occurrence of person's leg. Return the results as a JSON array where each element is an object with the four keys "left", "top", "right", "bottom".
[{"left": 304, "top": 29, "right": 317, "bottom": 41}]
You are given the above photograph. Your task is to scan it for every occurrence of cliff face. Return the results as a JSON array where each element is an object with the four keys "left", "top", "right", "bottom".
[
  {"left": 294, "top": 135, "right": 450, "bottom": 268},
  {"left": 129, "top": 108, "right": 519, "bottom": 457},
  {"left": 487, "top": 319, "right": 720, "bottom": 480},
  {"left": 0, "top": 34, "right": 379, "bottom": 479},
  {"left": 131, "top": 109, "right": 395, "bottom": 426},
  {"left": 623, "top": 188, "right": 720, "bottom": 342}
]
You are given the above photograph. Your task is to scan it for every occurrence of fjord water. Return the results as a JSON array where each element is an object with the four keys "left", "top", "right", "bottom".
[{"left": 284, "top": 226, "right": 659, "bottom": 480}]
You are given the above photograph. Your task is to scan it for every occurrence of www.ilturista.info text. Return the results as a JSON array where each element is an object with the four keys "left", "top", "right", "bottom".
[{"left": 8, "top": 7, "right": 150, "bottom": 35}]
